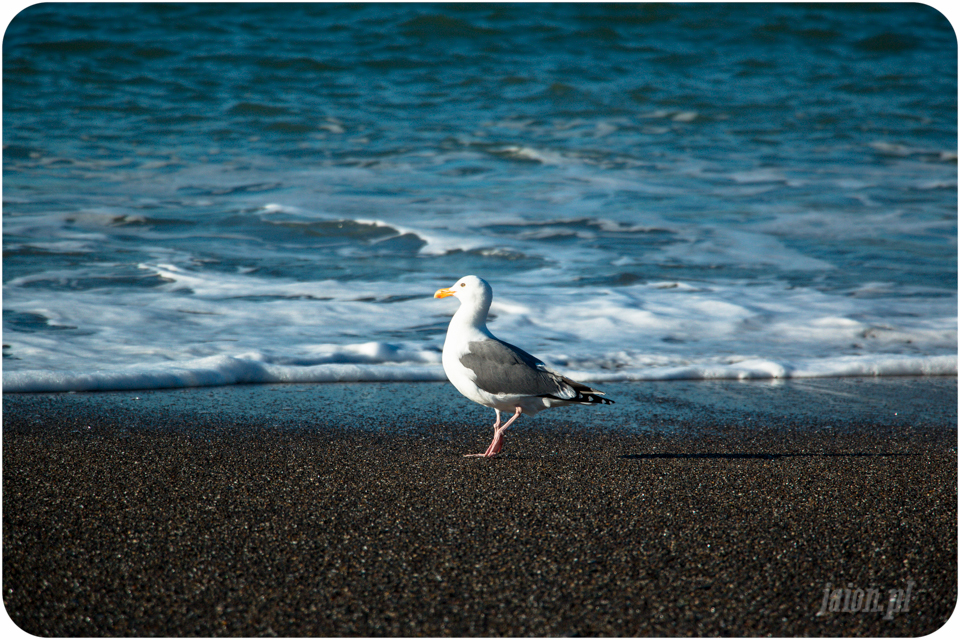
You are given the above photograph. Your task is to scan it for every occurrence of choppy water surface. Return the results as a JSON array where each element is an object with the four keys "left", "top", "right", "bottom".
[{"left": 3, "top": 3, "right": 956, "bottom": 392}]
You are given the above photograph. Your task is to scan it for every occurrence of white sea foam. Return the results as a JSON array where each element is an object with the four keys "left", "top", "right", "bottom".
[
  {"left": 3, "top": 356, "right": 447, "bottom": 394},
  {"left": 4, "top": 270, "right": 955, "bottom": 392}
]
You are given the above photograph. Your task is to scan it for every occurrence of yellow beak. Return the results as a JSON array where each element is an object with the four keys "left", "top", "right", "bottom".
[{"left": 434, "top": 287, "right": 455, "bottom": 299}]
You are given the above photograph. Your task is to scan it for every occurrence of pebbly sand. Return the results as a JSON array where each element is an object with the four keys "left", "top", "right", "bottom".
[{"left": 3, "top": 377, "right": 957, "bottom": 636}]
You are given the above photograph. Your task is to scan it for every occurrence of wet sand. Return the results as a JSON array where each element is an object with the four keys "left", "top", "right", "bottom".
[{"left": 3, "top": 378, "right": 957, "bottom": 636}]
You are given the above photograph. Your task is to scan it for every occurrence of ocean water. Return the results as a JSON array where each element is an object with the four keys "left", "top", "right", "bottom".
[{"left": 2, "top": 2, "right": 957, "bottom": 393}]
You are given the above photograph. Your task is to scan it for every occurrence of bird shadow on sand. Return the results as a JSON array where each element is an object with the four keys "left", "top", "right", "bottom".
[{"left": 620, "top": 452, "right": 916, "bottom": 461}]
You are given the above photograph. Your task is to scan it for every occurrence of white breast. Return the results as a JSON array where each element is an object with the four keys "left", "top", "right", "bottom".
[{"left": 441, "top": 335, "right": 550, "bottom": 415}]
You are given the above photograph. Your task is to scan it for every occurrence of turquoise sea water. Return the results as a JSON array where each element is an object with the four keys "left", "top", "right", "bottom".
[{"left": 3, "top": 3, "right": 956, "bottom": 392}]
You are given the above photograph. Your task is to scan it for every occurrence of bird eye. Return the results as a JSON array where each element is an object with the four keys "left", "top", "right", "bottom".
[{"left": 459, "top": 282, "right": 466, "bottom": 287}]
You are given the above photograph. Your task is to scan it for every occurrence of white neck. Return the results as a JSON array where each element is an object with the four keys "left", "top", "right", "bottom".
[{"left": 448, "top": 292, "right": 494, "bottom": 342}]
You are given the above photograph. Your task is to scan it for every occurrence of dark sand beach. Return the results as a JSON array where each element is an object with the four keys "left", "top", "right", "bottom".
[{"left": 3, "top": 378, "right": 957, "bottom": 636}]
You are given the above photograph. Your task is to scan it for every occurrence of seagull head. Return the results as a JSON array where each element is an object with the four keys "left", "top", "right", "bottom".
[{"left": 434, "top": 275, "right": 493, "bottom": 313}]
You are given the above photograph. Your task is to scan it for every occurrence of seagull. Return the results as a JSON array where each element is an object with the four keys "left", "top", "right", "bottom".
[{"left": 434, "top": 275, "right": 613, "bottom": 457}]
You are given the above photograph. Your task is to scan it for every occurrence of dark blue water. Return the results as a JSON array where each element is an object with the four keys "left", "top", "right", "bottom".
[{"left": 3, "top": 3, "right": 957, "bottom": 391}]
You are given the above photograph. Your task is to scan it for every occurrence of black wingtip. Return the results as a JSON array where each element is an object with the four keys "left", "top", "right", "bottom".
[{"left": 568, "top": 392, "right": 614, "bottom": 406}]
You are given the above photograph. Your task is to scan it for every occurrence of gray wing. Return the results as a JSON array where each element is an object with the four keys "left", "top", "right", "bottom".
[
  {"left": 459, "top": 339, "right": 573, "bottom": 398},
  {"left": 461, "top": 339, "right": 614, "bottom": 405}
]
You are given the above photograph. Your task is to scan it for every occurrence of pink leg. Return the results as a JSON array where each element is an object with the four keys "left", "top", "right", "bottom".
[{"left": 466, "top": 407, "right": 522, "bottom": 458}]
